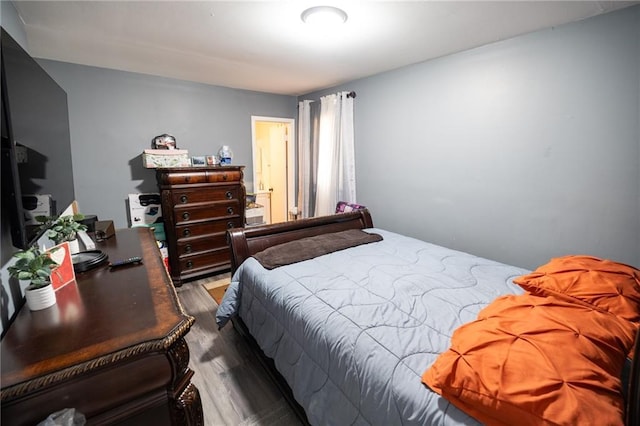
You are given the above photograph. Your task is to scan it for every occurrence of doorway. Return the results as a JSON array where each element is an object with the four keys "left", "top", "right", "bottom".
[{"left": 251, "top": 116, "right": 295, "bottom": 224}]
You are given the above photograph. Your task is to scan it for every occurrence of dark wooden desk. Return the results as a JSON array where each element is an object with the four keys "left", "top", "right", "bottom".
[{"left": 1, "top": 228, "right": 203, "bottom": 425}]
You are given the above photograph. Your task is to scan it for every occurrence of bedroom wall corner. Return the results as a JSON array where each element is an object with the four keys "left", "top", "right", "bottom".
[
  {"left": 36, "top": 61, "right": 298, "bottom": 229},
  {"left": 0, "top": 1, "right": 26, "bottom": 49},
  {"left": 303, "top": 5, "right": 640, "bottom": 270}
]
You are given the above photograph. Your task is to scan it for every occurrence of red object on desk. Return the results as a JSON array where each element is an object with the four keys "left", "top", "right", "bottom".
[{"left": 48, "top": 242, "right": 76, "bottom": 291}]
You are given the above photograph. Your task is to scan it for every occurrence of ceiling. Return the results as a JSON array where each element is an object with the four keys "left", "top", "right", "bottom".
[{"left": 11, "top": 1, "right": 638, "bottom": 96}]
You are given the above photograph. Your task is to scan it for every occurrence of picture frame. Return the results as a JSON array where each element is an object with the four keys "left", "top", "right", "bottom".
[
  {"left": 191, "top": 156, "right": 206, "bottom": 166},
  {"left": 205, "top": 155, "right": 218, "bottom": 166}
]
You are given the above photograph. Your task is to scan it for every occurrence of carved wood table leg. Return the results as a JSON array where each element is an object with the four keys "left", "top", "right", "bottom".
[
  {"left": 168, "top": 338, "right": 204, "bottom": 425},
  {"left": 176, "top": 382, "right": 204, "bottom": 426}
]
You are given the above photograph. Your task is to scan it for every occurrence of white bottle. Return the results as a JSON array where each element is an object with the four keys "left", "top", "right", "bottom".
[{"left": 218, "top": 145, "right": 233, "bottom": 165}]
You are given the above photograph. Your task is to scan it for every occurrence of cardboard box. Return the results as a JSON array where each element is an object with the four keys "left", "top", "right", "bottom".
[
  {"left": 95, "top": 220, "right": 115, "bottom": 241},
  {"left": 142, "top": 149, "right": 190, "bottom": 168},
  {"left": 129, "top": 193, "right": 162, "bottom": 226}
]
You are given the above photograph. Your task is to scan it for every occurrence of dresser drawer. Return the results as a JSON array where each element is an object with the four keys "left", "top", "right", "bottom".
[
  {"left": 173, "top": 200, "right": 240, "bottom": 224},
  {"left": 159, "top": 170, "right": 242, "bottom": 185},
  {"left": 179, "top": 248, "right": 231, "bottom": 273},
  {"left": 176, "top": 234, "right": 227, "bottom": 257},
  {"left": 171, "top": 186, "right": 241, "bottom": 205},
  {"left": 176, "top": 217, "right": 243, "bottom": 239},
  {"left": 157, "top": 166, "right": 245, "bottom": 285}
]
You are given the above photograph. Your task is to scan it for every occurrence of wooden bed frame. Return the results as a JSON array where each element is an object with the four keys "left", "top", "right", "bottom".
[
  {"left": 227, "top": 209, "right": 374, "bottom": 273},
  {"left": 225, "top": 209, "right": 640, "bottom": 426}
]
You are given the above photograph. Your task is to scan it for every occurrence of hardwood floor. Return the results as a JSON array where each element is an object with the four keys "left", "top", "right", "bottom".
[{"left": 175, "top": 275, "right": 304, "bottom": 426}]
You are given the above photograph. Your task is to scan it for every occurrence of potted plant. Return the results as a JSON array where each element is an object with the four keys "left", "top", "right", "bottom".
[
  {"left": 7, "top": 246, "right": 60, "bottom": 311},
  {"left": 37, "top": 213, "right": 87, "bottom": 253}
]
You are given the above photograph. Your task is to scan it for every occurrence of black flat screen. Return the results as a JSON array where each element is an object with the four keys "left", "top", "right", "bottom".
[{"left": 1, "top": 27, "right": 74, "bottom": 249}]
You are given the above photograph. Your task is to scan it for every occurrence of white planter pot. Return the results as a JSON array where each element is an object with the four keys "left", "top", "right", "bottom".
[
  {"left": 68, "top": 238, "right": 80, "bottom": 254},
  {"left": 25, "top": 284, "right": 56, "bottom": 311}
]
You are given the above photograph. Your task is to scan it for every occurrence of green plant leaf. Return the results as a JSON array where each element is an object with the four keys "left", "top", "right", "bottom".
[
  {"left": 38, "top": 214, "right": 88, "bottom": 243},
  {"left": 7, "top": 245, "right": 59, "bottom": 283}
]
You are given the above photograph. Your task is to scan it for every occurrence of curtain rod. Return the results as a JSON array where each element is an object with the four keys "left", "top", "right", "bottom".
[{"left": 298, "top": 91, "right": 356, "bottom": 104}]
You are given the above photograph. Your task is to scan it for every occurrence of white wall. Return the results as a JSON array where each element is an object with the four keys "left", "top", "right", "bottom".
[{"left": 305, "top": 6, "right": 640, "bottom": 270}]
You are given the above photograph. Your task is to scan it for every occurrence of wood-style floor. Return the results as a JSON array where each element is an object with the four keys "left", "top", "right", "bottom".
[{"left": 175, "top": 275, "right": 304, "bottom": 426}]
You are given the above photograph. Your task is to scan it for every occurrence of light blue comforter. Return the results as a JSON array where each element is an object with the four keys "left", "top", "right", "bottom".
[{"left": 217, "top": 229, "right": 528, "bottom": 425}]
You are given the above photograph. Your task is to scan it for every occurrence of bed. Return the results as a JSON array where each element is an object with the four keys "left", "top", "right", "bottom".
[{"left": 217, "top": 210, "right": 640, "bottom": 425}]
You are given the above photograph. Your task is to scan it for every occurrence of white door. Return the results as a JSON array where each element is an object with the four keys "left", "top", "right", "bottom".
[{"left": 251, "top": 117, "right": 295, "bottom": 224}]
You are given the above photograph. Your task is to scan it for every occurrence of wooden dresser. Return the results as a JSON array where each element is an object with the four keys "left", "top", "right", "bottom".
[
  {"left": 0, "top": 228, "right": 203, "bottom": 426},
  {"left": 156, "top": 166, "right": 246, "bottom": 286}
]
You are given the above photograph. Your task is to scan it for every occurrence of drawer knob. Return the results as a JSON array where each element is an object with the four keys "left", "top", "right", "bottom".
[
  {"left": 186, "top": 260, "right": 194, "bottom": 269},
  {"left": 180, "top": 195, "right": 188, "bottom": 203},
  {"left": 227, "top": 222, "right": 234, "bottom": 229},
  {"left": 225, "top": 191, "right": 233, "bottom": 199},
  {"left": 183, "top": 229, "right": 191, "bottom": 237},
  {"left": 182, "top": 212, "right": 190, "bottom": 221},
  {"left": 227, "top": 207, "right": 234, "bottom": 214},
  {"left": 222, "top": 174, "right": 228, "bottom": 181},
  {"left": 184, "top": 244, "right": 192, "bottom": 254}
]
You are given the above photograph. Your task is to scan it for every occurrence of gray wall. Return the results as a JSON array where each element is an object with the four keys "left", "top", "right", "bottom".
[
  {"left": 304, "top": 6, "right": 640, "bottom": 270},
  {"left": 39, "top": 61, "right": 297, "bottom": 228},
  {"left": 0, "top": 1, "right": 25, "bottom": 48}
]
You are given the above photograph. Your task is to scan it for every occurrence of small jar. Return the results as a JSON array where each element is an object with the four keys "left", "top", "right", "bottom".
[{"left": 218, "top": 145, "right": 233, "bottom": 165}]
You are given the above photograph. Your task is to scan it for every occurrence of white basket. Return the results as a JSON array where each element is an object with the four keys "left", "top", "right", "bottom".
[{"left": 25, "top": 284, "right": 57, "bottom": 311}]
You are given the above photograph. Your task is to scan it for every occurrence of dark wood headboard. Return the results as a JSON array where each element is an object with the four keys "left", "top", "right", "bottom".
[{"left": 226, "top": 209, "right": 374, "bottom": 273}]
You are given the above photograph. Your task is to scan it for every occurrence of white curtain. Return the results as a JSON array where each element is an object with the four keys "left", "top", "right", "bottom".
[
  {"left": 296, "top": 100, "right": 314, "bottom": 218},
  {"left": 314, "top": 92, "right": 356, "bottom": 217}
]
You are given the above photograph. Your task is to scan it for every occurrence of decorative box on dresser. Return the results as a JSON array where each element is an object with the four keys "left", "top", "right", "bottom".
[
  {"left": 156, "top": 166, "right": 246, "bottom": 286},
  {"left": 1, "top": 228, "right": 203, "bottom": 426}
]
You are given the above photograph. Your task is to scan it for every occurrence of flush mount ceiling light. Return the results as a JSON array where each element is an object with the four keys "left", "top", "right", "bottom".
[{"left": 301, "top": 6, "right": 348, "bottom": 25}]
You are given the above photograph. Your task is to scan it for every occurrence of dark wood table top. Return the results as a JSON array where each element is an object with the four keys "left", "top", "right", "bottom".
[{"left": 1, "top": 227, "right": 194, "bottom": 400}]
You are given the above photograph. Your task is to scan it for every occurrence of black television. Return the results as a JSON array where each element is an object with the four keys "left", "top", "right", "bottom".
[{"left": 1, "top": 27, "right": 75, "bottom": 250}]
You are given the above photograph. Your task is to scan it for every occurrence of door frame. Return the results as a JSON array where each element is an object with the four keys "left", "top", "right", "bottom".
[{"left": 250, "top": 116, "right": 296, "bottom": 221}]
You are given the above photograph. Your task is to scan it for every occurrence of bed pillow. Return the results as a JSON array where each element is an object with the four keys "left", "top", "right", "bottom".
[
  {"left": 422, "top": 293, "right": 636, "bottom": 426},
  {"left": 513, "top": 255, "right": 640, "bottom": 323},
  {"left": 335, "top": 201, "right": 366, "bottom": 213}
]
